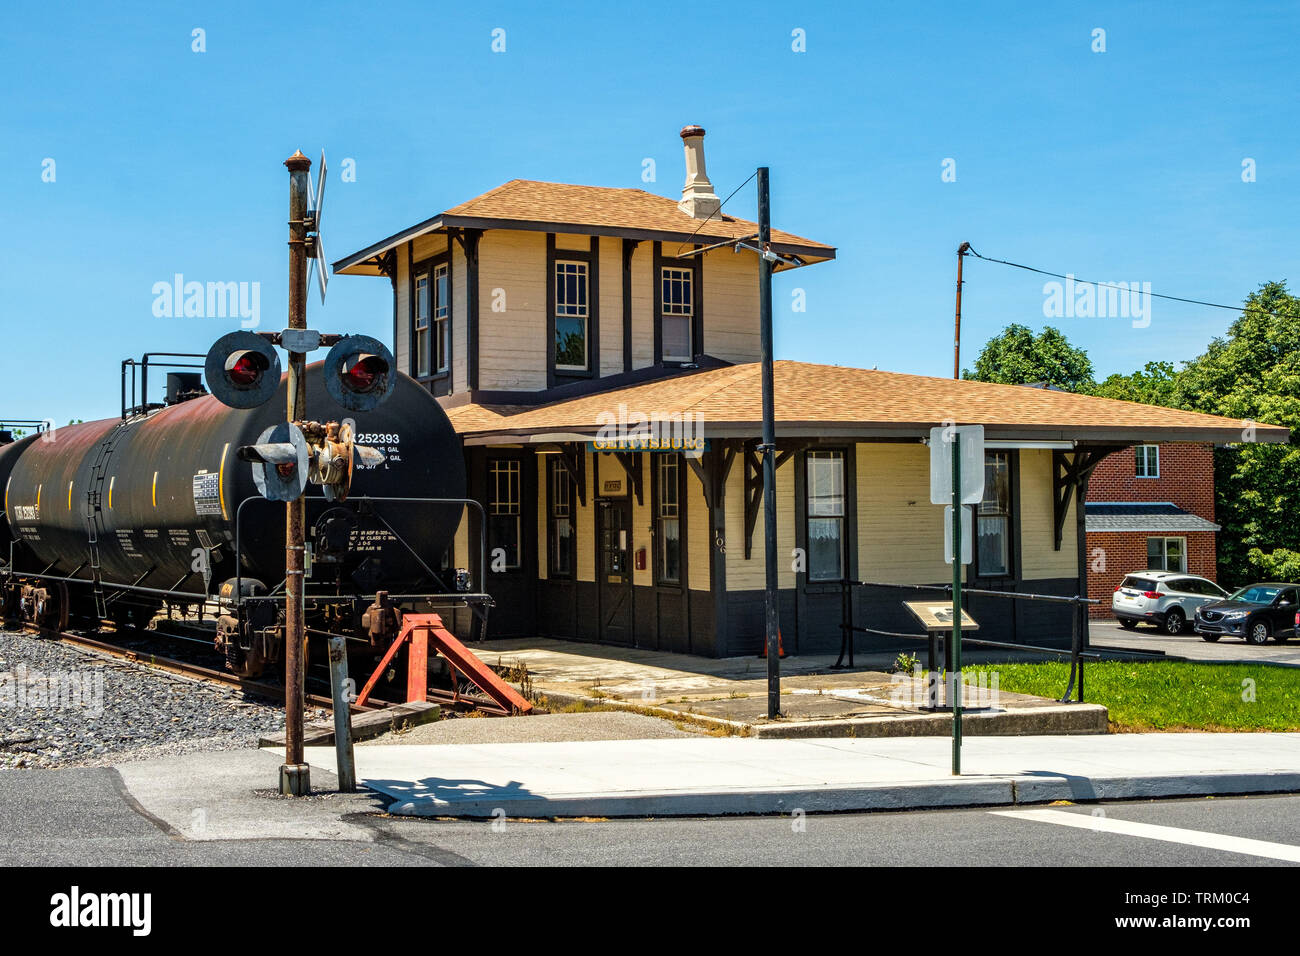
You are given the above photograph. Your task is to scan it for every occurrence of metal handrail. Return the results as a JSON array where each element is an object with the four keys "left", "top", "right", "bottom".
[{"left": 837, "top": 578, "right": 1099, "bottom": 703}]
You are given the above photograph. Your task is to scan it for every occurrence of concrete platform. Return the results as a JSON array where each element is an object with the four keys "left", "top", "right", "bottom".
[
  {"left": 481, "top": 638, "right": 1108, "bottom": 736},
  {"left": 300, "top": 732, "right": 1300, "bottom": 818}
]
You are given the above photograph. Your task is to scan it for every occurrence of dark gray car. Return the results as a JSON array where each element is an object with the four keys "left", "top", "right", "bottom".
[{"left": 1193, "top": 582, "right": 1299, "bottom": 645}]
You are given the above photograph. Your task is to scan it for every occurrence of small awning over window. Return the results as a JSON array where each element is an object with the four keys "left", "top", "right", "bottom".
[{"left": 1085, "top": 502, "right": 1220, "bottom": 533}]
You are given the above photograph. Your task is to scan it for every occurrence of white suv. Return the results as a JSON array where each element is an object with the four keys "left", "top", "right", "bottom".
[{"left": 1111, "top": 571, "right": 1230, "bottom": 635}]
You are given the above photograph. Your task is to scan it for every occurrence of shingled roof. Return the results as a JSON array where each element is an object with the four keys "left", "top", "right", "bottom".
[
  {"left": 334, "top": 180, "right": 834, "bottom": 275},
  {"left": 446, "top": 361, "right": 1291, "bottom": 445}
]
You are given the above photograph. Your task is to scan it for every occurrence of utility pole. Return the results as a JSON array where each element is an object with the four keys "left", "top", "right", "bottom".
[
  {"left": 281, "top": 150, "right": 312, "bottom": 797},
  {"left": 954, "top": 242, "right": 970, "bottom": 379},
  {"left": 757, "top": 167, "right": 780, "bottom": 719},
  {"left": 950, "top": 432, "right": 963, "bottom": 775}
]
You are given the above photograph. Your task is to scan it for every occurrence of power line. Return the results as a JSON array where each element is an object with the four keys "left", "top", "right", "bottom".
[
  {"left": 965, "top": 245, "right": 1296, "bottom": 321},
  {"left": 672, "top": 170, "right": 758, "bottom": 258}
]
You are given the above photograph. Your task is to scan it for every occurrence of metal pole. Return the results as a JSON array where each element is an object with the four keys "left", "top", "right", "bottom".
[
  {"left": 758, "top": 167, "right": 780, "bottom": 719},
  {"left": 951, "top": 432, "right": 962, "bottom": 774},
  {"left": 327, "top": 635, "right": 356, "bottom": 792},
  {"left": 281, "top": 150, "right": 312, "bottom": 797},
  {"left": 954, "top": 242, "right": 970, "bottom": 379}
]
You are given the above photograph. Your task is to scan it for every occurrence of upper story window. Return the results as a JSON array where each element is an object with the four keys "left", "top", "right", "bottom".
[
  {"left": 433, "top": 263, "right": 450, "bottom": 374},
  {"left": 412, "top": 259, "right": 450, "bottom": 379},
  {"left": 661, "top": 267, "right": 694, "bottom": 362},
  {"left": 976, "top": 451, "right": 1012, "bottom": 577},
  {"left": 1135, "top": 444, "right": 1159, "bottom": 478},
  {"left": 554, "top": 261, "right": 589, "bottom": 370},
  {"left": 413, "top": 274, "right": 430, "bottom": 377},
  {"left": 806, "top": 450, "right": 846, "bottom": 582}
]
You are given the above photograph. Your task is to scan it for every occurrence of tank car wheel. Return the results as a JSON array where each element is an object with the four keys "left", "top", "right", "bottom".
[{"left": 34, "top": 582, "right": 70, "bottom": 632}]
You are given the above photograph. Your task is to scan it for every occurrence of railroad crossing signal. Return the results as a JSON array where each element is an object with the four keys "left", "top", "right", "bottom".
[
  {"left": 238, "top": 422, "right": 310, "bottom": 502},
  {"left": 204, "top": 331, "right": 282, "bottom": 409},
  {"left": 323, "top": 334, "right": 396, "bottom": 411},
  {"left": 307, "top": 150, "right": 328, "bottom": 304}
]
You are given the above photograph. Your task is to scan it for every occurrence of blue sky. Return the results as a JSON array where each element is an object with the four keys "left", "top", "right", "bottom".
[{"left": 2, "top": 1, "right": 1296, "bottom": 424}]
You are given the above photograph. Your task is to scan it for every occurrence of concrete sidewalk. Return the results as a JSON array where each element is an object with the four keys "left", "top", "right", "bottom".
[
  {"left": 482, "top": 637, "right": 1108, "bottom": 736},
  {"left": 300, "top": 732, "right": 1300, "bottom": 819}
]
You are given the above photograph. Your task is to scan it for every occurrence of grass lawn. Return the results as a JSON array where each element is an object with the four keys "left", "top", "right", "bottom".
[{"left": 966, "top": 660, "right": 1300, "bottom": 732}]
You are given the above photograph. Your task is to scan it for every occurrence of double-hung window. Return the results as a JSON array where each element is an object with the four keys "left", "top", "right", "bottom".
[
  {"left": 976, "top": 452, "right": 1012, "bottom": 577},
  {"left": 1135, "top": 444, "right": 1159, "bottom": 478},
  {"left": 433, "top": 263, "right": 449, "bottom": 374},
  {"left": 487, "top": 459, "right": 522, "bottom": 571},
  {"left": 806, "top": 451, "right": 846, "bottom": 582},
  {"left": 413, "top": 274, "right": 430, "bottom": 377},
  {"left": 661, "top": 267, "right": 694, "bottom": 362},
  {"left": 657, "top": 454, "right": 681, "bottom": 584},
  {"left": 549, "top": 458, "right": 575, "bottom": 577},
  {"left": 555, "top": 261, "right": 589, "bottom": 370},
  {"left": 1147, "top": 536, "right": 1185, "bottom": 572}
]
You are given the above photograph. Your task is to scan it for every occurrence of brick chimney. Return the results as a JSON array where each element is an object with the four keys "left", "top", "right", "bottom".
[{"left": 677, "top": 125, "right": 721, "bottom": 219}]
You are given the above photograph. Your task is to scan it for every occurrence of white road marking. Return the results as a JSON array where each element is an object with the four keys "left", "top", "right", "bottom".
[{"left": 991, "top": 808, "right": 1300, "bottom": 863}]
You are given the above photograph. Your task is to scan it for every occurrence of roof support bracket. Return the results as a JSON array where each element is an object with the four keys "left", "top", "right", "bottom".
[
  {"left": 558, "top": 443, "right": 587, "bottom": 507},
  {"left": 613, "top": 451, "right": 643, "bottom": 506},
  {"left": 743, "top": 441, "right": 796, "bottom": 559},
  {"left": 1053, "top": 447, "right": 1122, "bottom": 551}
]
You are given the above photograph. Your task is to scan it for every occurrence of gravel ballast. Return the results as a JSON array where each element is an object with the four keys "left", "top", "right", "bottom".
[{"left": 0, "top": 629, "right": 293, "bottom": 769}]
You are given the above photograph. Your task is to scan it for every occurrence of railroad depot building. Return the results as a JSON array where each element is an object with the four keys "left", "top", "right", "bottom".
[{"left": 334, "top": 126, "right": 1287, "bottom": 656}]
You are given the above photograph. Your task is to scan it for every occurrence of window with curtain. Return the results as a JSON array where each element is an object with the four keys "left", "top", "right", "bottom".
[
  {"left": 806, "top": 450, "right": 846, "bottom": 582},
  {"left": 549, "top": 458, "right": 574, "bottom": 577},
  {"left": 660, "top": 267, "right": 693, "bottom": 362},
  {"left": 976, "top": 451, "right": 1011, "bottom": 576},
  {"left": 657, "top": 454, "right": 681, "bottom": 584}
]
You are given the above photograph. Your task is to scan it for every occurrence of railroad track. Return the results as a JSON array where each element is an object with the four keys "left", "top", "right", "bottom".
[
  {"left": 20, "top": 621, "right": 512, "bottom": 717},
  {"left": 21, "top": 623, "right": 359, "bottom": 711}
]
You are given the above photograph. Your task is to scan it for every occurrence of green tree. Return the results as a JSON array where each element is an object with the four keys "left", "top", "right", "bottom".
[
  {"left": 1091, "top": 361, "right": 1180, "bottom": 406},
  {"left": 964, "top": 324, "right": 1095, "bottom": 392},
  {"left": 1169, "top": 281, "right": 1300, "bottom": 584}
]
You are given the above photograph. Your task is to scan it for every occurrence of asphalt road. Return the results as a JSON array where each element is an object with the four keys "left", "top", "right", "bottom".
[
  {"left": 1089, "top": 619, "right": 1300, "bottom": 665},
  {"left": 3, "top": 766, "right": 1297, "bottom": 867}
]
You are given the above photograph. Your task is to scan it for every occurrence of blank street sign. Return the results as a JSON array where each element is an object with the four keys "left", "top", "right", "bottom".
[
  {"left": 929, "top": 424, "right": 985, "bottom": 505},
  {"left": 943, "top": 505, "right": 973, "bottom": 565}
]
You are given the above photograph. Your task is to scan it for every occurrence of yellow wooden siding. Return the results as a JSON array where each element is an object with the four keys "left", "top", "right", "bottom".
[
  {"left": 724, "top": 454, "right": 797, "bottom": 590},
  {"left": 686, "top": 457, "right": 710, "bottom": 590},
  {"left": 1019, "top": 449, "right": 1077, "bottom": 580},
  {"left": 629, "top": 242, "right": 654, "bottom": 367},
  {"left": 856, "top": 443, "right": 957, "bottom": 585},
  {"left": 598, "top": 236, "right": 623, "bottom": 377},
  {"left": 451, "top": 242, "right": 468, "bottom": 392},
  {"left": 554, "top": 232, "right": 590, "bottom": 251},
  {"left": 411, "top": 233, "right": 448, "bottom": 262},
  {"left": 478, "top": 231, "right": 547, "bottom": 390},
  {"left": 452, "top": 505, "right": 468, "bottom": 583},
  {"left": 576, "top": 449, "right": 596, "bottom": 582},
  {"left": 701, "top": 248, "right": 760, "bottom": 364},
  {"left": 535, "top": 455, "right": 549, "bottom": 580},
  {"left": 394, "top": 248, "right": 409, "bottom": 373},
  {"left": 631, "top": 453, "right": 653, "bottom": 587}
]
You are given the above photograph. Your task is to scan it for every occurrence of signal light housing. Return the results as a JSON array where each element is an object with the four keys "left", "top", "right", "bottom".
[
  {"left": 205, "top": 331, "right": 281, "bottom": 409},
  {"left": 239, "top": 422, "right": 309, "bottom": 502},
  {"left": 324, "top": 334, "right": 395, "bottom": 411}
]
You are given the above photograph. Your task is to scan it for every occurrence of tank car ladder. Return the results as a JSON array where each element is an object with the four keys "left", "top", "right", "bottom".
[{"left": 81, "top": 426, "right": 123, "bottom": 620}]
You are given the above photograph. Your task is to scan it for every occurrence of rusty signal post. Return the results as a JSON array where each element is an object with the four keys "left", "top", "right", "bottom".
[{"left": 204, "top": 150, "right": 395, "bottom": 796}]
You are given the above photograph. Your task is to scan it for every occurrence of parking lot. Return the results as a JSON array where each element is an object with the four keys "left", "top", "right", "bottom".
[{"left": 1090, "top": 619, "right": 1300, "bottom": 666}]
